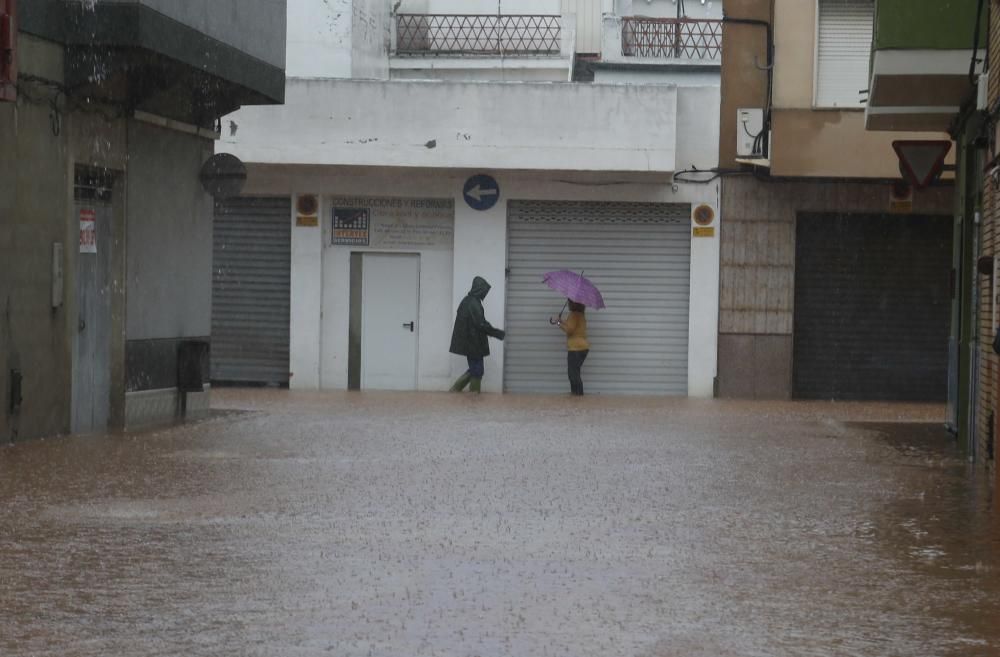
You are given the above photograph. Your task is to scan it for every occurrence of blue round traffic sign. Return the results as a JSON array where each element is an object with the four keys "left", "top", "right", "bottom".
[{"left": 463, "top": 174, "right": 500, "bottom": 211}]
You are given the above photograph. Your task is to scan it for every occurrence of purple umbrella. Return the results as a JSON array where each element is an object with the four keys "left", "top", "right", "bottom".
[{"left": 543, "top": 270, "right": 606, "bottom": 310}]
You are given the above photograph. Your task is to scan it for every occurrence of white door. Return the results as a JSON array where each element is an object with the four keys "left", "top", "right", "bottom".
[{"left": 361, "top": 253, "right": 420, "bottom": 390}]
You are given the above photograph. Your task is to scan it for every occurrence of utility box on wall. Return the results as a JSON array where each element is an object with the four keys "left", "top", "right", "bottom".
[{"left": 737, "top": 108, "right": 764, "bottom": 158}]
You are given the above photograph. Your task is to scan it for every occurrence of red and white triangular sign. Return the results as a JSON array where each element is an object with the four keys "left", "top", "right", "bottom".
[{"left": 892, "top": 140, "right": 952, "bottom": 189}]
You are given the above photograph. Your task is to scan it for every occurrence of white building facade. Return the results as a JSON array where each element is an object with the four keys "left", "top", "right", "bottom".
[{"left": 218, "top": 0, "right": 722, "bottom": 397}]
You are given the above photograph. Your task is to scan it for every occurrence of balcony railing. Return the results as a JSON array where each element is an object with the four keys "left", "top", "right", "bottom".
[
  {"left": 621, "top": 17, "right": 722, "bottom": 60},
  {"left": 395, "top": 14, "right": 562, "bottom": 56}
]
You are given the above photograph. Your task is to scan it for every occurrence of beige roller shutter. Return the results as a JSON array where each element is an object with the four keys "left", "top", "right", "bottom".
[
  {"left": 505, "top": 200, "right": 691, "bottom": 395},
  {"left": 561, "top": 0, "right": 602, "bottom": 54},
  {"left": 815, "top": 0, "right": 874, "bottom": 108}
]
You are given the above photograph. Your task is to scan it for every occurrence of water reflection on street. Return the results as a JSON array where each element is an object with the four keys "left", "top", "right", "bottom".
[{"left": 1, "top": 391, "right": 997, "bottom": 656}]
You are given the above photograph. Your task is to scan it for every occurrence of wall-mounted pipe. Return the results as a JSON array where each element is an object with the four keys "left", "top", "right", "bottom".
[{"left": 722, "top": 14, "right": 773, "bottom": 155}]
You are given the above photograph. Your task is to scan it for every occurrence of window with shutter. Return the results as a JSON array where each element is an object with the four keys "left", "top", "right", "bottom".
[{"left": 814, "top": 0, "right": 874, "bottom": 109}]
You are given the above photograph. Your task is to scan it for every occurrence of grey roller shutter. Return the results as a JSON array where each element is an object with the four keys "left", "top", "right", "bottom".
[
  {"left": 505, "top": 200, "right": 691, "bottom": 395},
  {"left": 815, "top": 0, "right": 874, "bottom": 108},
  {"left": 212, "top": 197, "right": 291, "bottom": 385},
  {"left": 793, "top": 213, "right": 952, "bottom": 401}
]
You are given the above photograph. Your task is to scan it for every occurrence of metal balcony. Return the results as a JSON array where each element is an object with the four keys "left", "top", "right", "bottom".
[
  {"left": 395, "top": 14, "right": 562, "bottom": 56},
  {"left": 621, "top": 17, "right": 722, "bottom": 60}
]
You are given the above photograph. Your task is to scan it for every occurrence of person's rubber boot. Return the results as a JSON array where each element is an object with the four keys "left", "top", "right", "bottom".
[
  {"left": 469, "top": 377, "right": 482, "bottom": 394},
  {"left": 449, "top": 372, "right": 472, "bottom": 392}
]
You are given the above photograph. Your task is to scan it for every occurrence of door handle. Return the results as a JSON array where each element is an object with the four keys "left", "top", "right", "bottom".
[
  {"left": 78, "top": 318, "right": 86, "bottom": 332},
  {"left": 402, "top": 321, "right": 415, "bottom": 332}
]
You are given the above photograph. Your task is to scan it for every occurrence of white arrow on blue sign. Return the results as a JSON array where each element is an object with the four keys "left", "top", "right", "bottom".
[{"left": 463, "top": 174, "right": 500, "bottom": 211}]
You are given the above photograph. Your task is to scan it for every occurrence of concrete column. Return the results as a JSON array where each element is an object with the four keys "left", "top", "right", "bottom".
[
  {"left": 452, "top": 192, "right": 508, "bottom": 393},
  {"left": 686, "top": 184, "right": 722, "bottom": 399},
  {"left": 290, "top": 194, "right": 323, "bottom": 389}
]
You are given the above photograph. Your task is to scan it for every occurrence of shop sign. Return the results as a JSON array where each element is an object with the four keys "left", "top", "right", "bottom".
[
  {"left": 332, "top": 207, "right": 371, "bottom": 246},
  {"left": 79, "top": 208, "right": 97, "bottom": 253},
  {"left": 331, "top": 197, "right": 454, "bottom": 250}
]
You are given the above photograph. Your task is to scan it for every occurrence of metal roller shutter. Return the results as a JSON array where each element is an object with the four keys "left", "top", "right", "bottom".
[
  {"left": 815, "top": 0, "right": 874, "bottom": 108},
  {"left": 793, "top": 213, "right": 952, "bottom": 401},
  {"left": 212, "top": 197, "right": 291, "bottom": 385},
  {"left": 505, "top": 200, "right": 691, "bottom": 395}
]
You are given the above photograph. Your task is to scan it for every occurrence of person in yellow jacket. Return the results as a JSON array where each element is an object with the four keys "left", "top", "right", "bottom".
[{"left": 551, "top": 300, "right": 590, "bottom": 396}]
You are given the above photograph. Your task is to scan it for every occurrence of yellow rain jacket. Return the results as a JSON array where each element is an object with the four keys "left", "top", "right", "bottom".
[{"left": 560, "top": 311, "right": 590, "bottom": 352}]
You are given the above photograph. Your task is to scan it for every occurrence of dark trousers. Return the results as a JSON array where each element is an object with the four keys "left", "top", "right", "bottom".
[
  {"left": 567, "top": 350, "right": 589, "bottom": 395},
  {"left": 466, "top": 357, "right": 485, "bottom": 379}
]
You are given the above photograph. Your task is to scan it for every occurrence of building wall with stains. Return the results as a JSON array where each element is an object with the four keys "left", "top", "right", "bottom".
[
  {"left": 224, "top": 78, "right": 720, "bottom": 173},
  {"left": 287, "top": 0, "right": 391, "bottom": 80},
  {"left": 0, "top": 36, "right": 74, "bottom": 442},
  {"left": 288, "top": 0, "right": 356, "bottom": 78},
  {"left": 351, "top": 0, "right": 392, "bottom": 79}
]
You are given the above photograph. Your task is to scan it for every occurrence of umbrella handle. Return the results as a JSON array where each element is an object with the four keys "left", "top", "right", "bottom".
[{"left": 556, "top": 298, "right": 568, "bottom": 321}]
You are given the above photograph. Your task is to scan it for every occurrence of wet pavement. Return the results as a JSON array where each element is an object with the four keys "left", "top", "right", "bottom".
[{"left": 2, "top": 390, "right": 999, "bottom": 657}]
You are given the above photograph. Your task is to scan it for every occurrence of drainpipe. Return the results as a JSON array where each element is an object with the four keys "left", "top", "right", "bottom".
[
  {"left": 722, "top": 14, "right": 774, "bottom": 154},
  {"left": 970, "top": 0, "right": 985, "bottom": 85}
]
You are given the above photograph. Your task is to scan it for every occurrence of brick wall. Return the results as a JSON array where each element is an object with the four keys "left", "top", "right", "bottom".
[{"left": 974, "top": 3, "right": 1000, "bottom": 482}]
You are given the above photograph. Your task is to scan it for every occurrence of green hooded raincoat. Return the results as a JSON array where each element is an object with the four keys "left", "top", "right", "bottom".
[{"left": 449, "top": 276, "right": 505, "bottom": 358}]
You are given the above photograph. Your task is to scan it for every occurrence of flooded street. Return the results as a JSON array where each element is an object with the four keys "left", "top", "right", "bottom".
[{"left": 2, "top": 391, "right": 999, "bottom": 657}]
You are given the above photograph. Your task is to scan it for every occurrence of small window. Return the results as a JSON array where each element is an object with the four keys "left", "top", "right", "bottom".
[
  {"left": 814, "top": 0, "right": 874, "bottom": 109},
  {"left": 74, "top": 167, "right": 115, "bottom": 204}
]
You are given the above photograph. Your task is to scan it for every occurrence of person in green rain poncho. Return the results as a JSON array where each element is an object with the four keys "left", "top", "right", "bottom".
[{"left": 448, "top": 276, "right": 505, "bottom": 393}]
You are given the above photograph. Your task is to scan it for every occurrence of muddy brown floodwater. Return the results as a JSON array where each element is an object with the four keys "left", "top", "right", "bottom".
[{"left": 1, "top": 390, "right": 999, "bottom": 657}]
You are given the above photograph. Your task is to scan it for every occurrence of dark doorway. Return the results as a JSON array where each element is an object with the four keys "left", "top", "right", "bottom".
[{"left": 793, "top": 213, "right": 952, "bottom": 401}]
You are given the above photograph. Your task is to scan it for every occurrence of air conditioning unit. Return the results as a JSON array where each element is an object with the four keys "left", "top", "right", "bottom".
[{"left": 737, "top": 108, "right": 765, "bottom": 158}]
